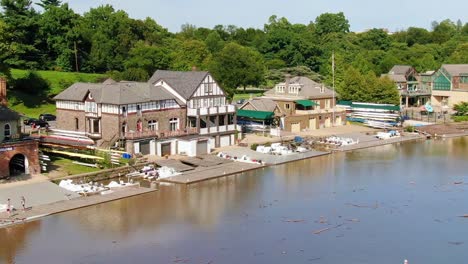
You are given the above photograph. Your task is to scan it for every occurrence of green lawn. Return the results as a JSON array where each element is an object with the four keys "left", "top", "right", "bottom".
[
  {"left": 49, "top": 156, "right": 101, "bottom": 177},
  {"left": 233, "top": 93, "right": 263, "bottom": 101},
  {"left": 8, "top": 69, "right": 106, "bottom": 117},
  {"left": 11, "top": 69, "right": 106, "bottom": 95}
]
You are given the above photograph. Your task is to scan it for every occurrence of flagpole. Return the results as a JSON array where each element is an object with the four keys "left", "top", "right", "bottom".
[{"left": 332, "top": 51, "right": 335, "bottom": 126}]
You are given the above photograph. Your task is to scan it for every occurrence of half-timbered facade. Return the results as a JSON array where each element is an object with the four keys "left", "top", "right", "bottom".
[{"left": 149, "top": 70, "right": 238, "bottom": 149}]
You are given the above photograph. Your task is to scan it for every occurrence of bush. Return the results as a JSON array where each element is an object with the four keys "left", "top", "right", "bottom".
[
  {"left": 14, "top": 71, "right": 50, "bottom": 95},
  {"left": 452, "top": 116, "right": 468, "bottom": 122},
  {"left": 250, "top": 143, "right": 258, "bottom": 151},
  {"left": 404, "top": 126, "right": 416, "bottom": 132}
]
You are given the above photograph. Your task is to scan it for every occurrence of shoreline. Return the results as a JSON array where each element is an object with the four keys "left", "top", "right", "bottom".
[{"left": 0, "top": 132, "right": 466, "bottom": 229}]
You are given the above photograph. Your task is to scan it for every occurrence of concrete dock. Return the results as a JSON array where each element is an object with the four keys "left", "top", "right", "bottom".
[
  {"left": 334, "top": 132, "right": 426, "bottom": 152},
  {"left": 0, "top": 186, "right": 155, "bottom": 229}
]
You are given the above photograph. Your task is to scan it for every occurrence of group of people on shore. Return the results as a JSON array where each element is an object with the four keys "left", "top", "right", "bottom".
[{"left": 4, "top": 196, "right": 27, "bottom": 216}]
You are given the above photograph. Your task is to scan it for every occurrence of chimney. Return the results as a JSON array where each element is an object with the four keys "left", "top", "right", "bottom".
[
  {"left": 320, "top": 84, "right": 325, "bottom": 93},
  {"left": 0, "top": 77, "right": 7, "bottom": 106}
]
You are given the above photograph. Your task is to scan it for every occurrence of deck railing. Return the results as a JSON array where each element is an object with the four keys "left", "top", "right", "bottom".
[{"left": 123, "top": 127, "right": 198, "bottom": 140}]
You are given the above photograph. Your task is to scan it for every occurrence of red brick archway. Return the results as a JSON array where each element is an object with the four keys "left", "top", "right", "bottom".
[{"left": 0, "top": 140, "right": 40, "bottom": 179}]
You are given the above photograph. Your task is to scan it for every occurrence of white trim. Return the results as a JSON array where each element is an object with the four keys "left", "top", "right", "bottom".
[{"left": 156, "top": 81, "right": 187, "bottom": 104}]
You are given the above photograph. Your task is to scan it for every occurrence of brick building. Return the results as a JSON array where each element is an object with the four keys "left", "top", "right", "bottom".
[
  {"left": 383, "top": 65, "right": 431, "bottom": 107},
  {"left": 54, "top": 70, "right": 238, "bottom": 156},
  {"left": 0, "top": 78, "right": 40, "bottom": 179}
]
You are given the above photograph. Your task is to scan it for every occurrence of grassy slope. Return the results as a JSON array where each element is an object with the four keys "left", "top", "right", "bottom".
[{"left": 8, "top": 69, "right": 106, "bottom": 117}]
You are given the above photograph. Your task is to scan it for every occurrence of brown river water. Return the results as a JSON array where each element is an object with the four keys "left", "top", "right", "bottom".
[{"left": 1, "top": 137, "right": 468, "bottom": 264}]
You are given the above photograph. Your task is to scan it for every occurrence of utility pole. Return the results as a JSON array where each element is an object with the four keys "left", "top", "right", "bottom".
[
  {"left": 74, "top": 41, "right": 79, "bottom": 72},
  {"left": 332, "top": 51, "right": 336, "bottom": 126}
]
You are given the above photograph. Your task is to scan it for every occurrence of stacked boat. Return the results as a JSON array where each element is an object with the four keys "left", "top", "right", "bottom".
[{"left": 338, "top": 101, "right": 401, "bottom": 129}]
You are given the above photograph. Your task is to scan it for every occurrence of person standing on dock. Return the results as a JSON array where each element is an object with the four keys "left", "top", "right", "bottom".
[
  {"left": 6, "top": 198, "right": 11, "bottom": 216},
  {"left": 21, "top": 196, "right": 26, "bottom": 211}
]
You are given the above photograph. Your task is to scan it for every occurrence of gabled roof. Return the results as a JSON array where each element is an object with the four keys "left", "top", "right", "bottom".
[
  {"left": 441, "top": 64, "right": 468, "bottom": 76},
  {"left": 241, "top": 98, "right": 278, "bottom": 112},
  {"left": 54, "top": 81, "right": 182, "bottom": 105},
  {"left": 382, "top": 74, "right": 406, "bottom": 83},
  {"left": 389, "top": 65, "right": 412, "bottom": 75},
  {"left": 264, "top": 76, "right": 335, "bottom": 99},
  {"left": 0, "top": 105, "right": 21, "bottom": 121},
  {"left": 148, "top": 70, "right": 209, "bottom": 100}
]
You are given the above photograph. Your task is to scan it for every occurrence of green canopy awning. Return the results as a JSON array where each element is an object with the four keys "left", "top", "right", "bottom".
[
  {"left": 237, "top": 109, "right": 274, "bottom": 120},
  {"left": 295, "top": 100, "right": 318, "bottom": 107}
]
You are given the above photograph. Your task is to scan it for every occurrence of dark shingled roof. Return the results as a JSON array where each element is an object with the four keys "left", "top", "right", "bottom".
[
  {"left": 148, "top": 70, "right": 209, "bottom": 100},
  {"left": 54, "top": 82, "right": 183, "bottom": 105},
  {"left": 0, "top": 105, "right": 21, "bottom": 121}
]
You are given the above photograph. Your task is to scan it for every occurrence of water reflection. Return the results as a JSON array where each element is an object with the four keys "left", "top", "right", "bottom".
[
  {"left": 1, "top": 137, "right": 468, "bottom": 263},
  {"left": 0, "top": 221, "right": 41, "bottom": 264},
  {"left": 61, "top": 171, "right": 264, "bottom": 237}
]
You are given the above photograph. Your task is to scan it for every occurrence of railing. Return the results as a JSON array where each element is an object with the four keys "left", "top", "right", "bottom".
[
  {"left": 188, "top": 105, "right": 236, "bottom": 116},
  {"left": 124, "top": 127, "right": 198, "bottom": 140},
  {"left": 200, "top": 128, "right": 208, "bottom": 135},
  {"left": 85, "top": 112, "right": 99, "bottom": 118}
]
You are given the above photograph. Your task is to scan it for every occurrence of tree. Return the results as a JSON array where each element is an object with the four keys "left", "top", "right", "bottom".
[
  {"left": 1, "top": 0, "right": 40, "bottom": 68},
  {"left": 124, "top": 41, "right": 170, "bottom": 75},
  {"left": 314, "top": 12, "right": 350, "bottom": 37},
  {"left": 170, "top": 39, "right": 210, "bottom": 71},
  {"left": 209, "top": 42, "right": 265, "bottom": 98},
  {"left": 205, "top": 31, "right": 224, "bottom": 53},
  {"left": 453, "top": 102, "right": 468, "bottom": 116},
  {"left": 371, "top": 76, "right": 400, "bottom": 105},
  {"left": 448, "top": 42, "right": 468, "bottom": 64},
  {"left": 358, "top": 28, "right": 391, "bottom": 51},
  {"left": 38, "top": 3, "right": 80, "bottom": 71},
  {"left": 36, "top": 0, "right": 61, "bottom": 9}
]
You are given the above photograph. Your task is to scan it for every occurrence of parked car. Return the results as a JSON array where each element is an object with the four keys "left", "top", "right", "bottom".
[
  {"left": 31, "top": 119, "right": 49, "bottom": 128},
  {"left": 39, "top": 113, "right": 56, "bottom": 121},
  {"left": 23, "top": 118, "right": 39, "bottom": 126}
]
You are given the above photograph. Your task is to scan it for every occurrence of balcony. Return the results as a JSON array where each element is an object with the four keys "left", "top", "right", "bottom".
[
  {"left": 124, "top": 127, "right": 198, "bottom": 140},
  {"left": 188, "top": 105, "right": 236, "bottom": 117},
  {"left": 86, "top": 132, "right": 102, "bottom": 139},
  {"left": 85, "top": 112, "right": 99, "bottom": 118}
]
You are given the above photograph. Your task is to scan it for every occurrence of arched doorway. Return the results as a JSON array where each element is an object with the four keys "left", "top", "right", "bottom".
[{"left": 9, "top": 154, "right": 29, "bottom": 176}]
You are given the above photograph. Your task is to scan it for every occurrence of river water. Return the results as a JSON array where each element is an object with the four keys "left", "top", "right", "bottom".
[{"left": 1, "top": 137, "right": 468, "bottom": 264}]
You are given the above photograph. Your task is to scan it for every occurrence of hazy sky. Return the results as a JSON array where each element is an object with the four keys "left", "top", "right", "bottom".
[{"left": 57, "top": 0, "right": 467, "bottom": 32}]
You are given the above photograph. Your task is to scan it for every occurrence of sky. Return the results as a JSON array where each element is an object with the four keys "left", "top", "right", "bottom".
[{"left": 55, "top": 0, "right": 467, "bottom": 32}]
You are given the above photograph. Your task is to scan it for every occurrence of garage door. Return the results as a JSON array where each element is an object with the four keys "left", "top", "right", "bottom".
[
  {"left": 150, "top": 140, "right": 156, "bottom": 155},
  {"left": 308, "top": 118, "right": 316, "bottom": 130},
  {"left": 134, "top": 142, "right": 140, "bottom": 154},
  {"left": 196, "top": 140, "right": 208, "bottom": 156},
  {"left": 140, "top": 141, "right": 150, "bottom": 155},
  {"left": 325, "top": 117, "right": 331, "bottom": 128},
  {"left": 161, "top": 143, "right": 171, "bottom": 156},
  {"left": 335, "top": 116, "right": 342, "bottom": 126},
  {"left": 220, "top": 135, "right": 231, "bottom": 147},
  {"left": 291, "top": 122, "right": 300, "bottom": 132}
]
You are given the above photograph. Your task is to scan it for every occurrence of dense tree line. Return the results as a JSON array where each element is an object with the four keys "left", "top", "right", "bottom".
[{"left": 0, "top": 0, "right": 467, "bottom": 102}]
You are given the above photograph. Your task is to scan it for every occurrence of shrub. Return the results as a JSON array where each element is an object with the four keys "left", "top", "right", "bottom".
[
  {"left": 404, "top": 126, "right": 416, "bottom": 132},
  {"left": 250, "top": 143, "right": 258, "bottom": 151},
  {"left": 452, "top": 116, "right": 468, "bottom": 122}
]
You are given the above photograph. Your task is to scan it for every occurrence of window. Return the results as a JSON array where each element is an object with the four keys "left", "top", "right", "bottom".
[
  {"left": 205, "top": 82, "right": 213, "bottom": 94},
  {"left": 122, "top": 106, "right": 127, "bottom": 117},
  {"left": 136, "top": 120, "right": 143, "bottom": 132},
  {"left": 148, "top": 120, "right": 158, "bottom": 131},
  {"left": 169, "top": 118, "right": 179, "bottom": 131},
  {"left": 93, "top": 119, "right": 100, "bottom": 133},
  {"left": 75, "top": 118, "right": 79, "bottom": 130},
  {"left": 4, "top": 123, "right": 10, "bottom": 140},
  {"left": 188, "top": 117, "right": 197, "bottom": 128},
  {"left": 136, "top": 105, "right": 142, "bottom": 116},
  {"left": 285, "top": 103, "right": 290, "bottom": 110},
  {"left": 85, "top": 101, "right": 97, "bottom": 113},
  {"left": 121, "top": 122, "right": 127, "bottom": 134},
  {"left": 219, "top": 114, "right": 226, "bottom": 126}
]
